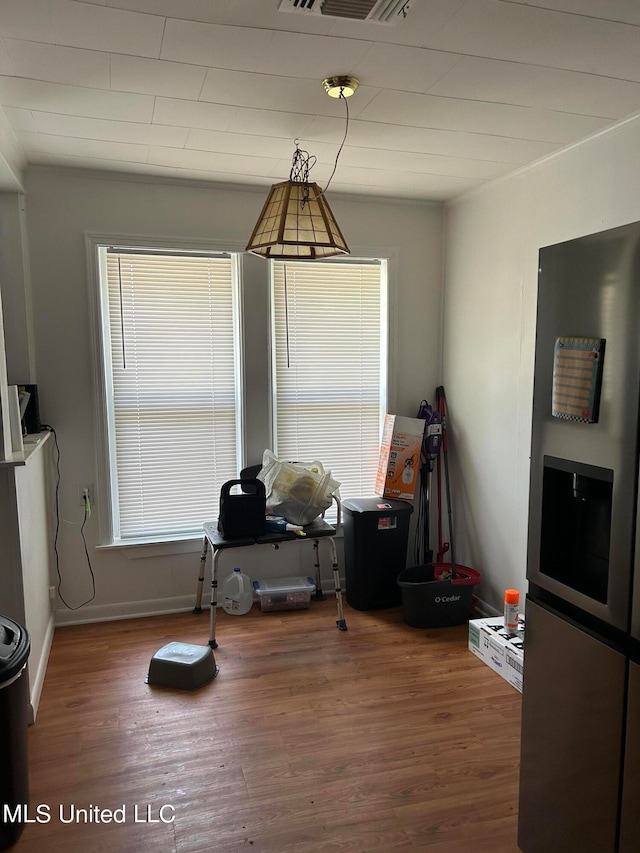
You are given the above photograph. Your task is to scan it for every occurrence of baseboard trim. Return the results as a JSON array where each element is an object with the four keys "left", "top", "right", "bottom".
[
  {"left": 28, "top": 612, "right": 55, "bottom": 724},
  {"left": 54, "top": 576, "right": 348, "bottom": 626},
  {"left": 54, "top": 595, "right": 201, "bottom": 626},
  {"left": 473, "top": 596, "right": 501, "bottom": 618}
]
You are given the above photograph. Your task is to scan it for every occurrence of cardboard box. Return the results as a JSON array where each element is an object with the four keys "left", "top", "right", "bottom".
[
  {"left": 375, "top": 414, "right": 425, "bottom": 501},
  {"left": 468, "top": 616, "right": 524, "bottom": 693}
]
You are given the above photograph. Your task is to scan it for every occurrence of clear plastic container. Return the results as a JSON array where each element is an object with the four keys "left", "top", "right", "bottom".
[
  {"left": 221, "top": 568, "right": 253, "bottom": 615},
  {"left": 252, "top": 577, "right": 315, "bottom": 612}
]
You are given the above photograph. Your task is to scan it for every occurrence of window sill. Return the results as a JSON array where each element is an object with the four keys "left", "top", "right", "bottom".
[
  {"left": 97, "top": 521, "right": 344, "bottom": 560},
  {"left": 97, "top": 534, "right": 204, "bottom": 560}
]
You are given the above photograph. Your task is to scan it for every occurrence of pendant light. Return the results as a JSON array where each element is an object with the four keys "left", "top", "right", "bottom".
[{"left": 245, "top": 76, "right": 358, "bottom": 259}]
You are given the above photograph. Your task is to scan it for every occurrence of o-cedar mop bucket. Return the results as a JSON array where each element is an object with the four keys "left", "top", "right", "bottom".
[{"left": 397, "top": 563, "right": 481, "bottom": 628}]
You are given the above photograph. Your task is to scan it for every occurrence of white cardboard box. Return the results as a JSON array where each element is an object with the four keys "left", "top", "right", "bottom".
[{"left": 468, "top": 616, "right": 525, "bottom": 693}]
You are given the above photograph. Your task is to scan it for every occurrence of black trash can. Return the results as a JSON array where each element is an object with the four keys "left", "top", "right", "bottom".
[
  {"left": 0, "top": 616, "right": 31, "bottom": 851},
  {"left": 343, "top": 497, "right": 414, "bottom": 610}
]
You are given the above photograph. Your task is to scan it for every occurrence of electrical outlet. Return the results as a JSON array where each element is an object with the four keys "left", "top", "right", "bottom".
[
  {"left": 78, "top": 483, "right": 94, "bottom": 507},
  {"left": 49, "top": 586, "right": 56, "bottom": 600}
]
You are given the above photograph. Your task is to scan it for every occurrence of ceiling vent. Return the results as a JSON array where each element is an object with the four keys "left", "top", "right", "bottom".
[{"left": 279, "top": 0, "right": 411, "bottom": 25}]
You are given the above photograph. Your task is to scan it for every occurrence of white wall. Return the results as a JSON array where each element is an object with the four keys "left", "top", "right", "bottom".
[
  {"left": 443, "top": 114, "right": 640, "bottom": 614},
  {"left": 22, "top": 167, "right": 443, "bottom": 622}
]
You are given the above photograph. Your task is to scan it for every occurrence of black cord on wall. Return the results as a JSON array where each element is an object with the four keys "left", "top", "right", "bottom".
[{"left": 42, "top": 424, "right": 96, "bottom": 610}]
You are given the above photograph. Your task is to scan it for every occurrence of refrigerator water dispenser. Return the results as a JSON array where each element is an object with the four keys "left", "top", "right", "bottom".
[{"left": 540, "top": 456, "right": 612, "bottom": 604}]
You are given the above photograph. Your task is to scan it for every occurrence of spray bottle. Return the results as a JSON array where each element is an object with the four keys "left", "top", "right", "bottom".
[{"left": 504, "top": 589, "right": 520, "bottom": 634}]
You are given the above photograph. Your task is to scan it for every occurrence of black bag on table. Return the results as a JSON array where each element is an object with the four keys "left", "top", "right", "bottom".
[{"left": 217, "top": 478, "right": 266, "bottom": 539}]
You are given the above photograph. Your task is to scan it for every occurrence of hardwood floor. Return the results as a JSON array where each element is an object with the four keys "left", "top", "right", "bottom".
[{"left": 15, "top": 600, "right": 522, "bottom": 852}]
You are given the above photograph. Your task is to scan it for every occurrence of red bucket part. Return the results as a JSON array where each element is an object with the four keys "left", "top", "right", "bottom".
[{"left": 432, "top": 563, "right": 481, "bottom": 586}]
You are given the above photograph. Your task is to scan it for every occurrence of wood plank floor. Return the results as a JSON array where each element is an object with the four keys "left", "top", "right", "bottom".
[{"left": 15, "top": 600, "right": 522, "bottom": 852}]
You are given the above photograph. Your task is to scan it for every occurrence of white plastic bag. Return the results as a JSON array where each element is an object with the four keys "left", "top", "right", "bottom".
[{"left": 257, "top": 449, "right": 340, "bottom": 526}]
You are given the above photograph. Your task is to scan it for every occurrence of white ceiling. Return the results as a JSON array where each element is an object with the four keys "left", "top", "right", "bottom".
[{"left": 0, "top": 0, "right": 638, "bottom": 201}]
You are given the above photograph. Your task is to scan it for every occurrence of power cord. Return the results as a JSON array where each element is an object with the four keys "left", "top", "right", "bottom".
[{"left": 41, "top": 424, "right": 96, "bottom": 610}]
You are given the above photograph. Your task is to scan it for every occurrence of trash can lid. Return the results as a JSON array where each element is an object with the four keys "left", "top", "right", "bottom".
[
  {"left": 342, "top": 497, "right": 414, "bottom": 515},
  {"left": 0, "top": 615, "right": 30, "bottom": 683}
]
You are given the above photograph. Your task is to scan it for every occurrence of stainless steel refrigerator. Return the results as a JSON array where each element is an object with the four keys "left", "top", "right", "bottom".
[{"left": 518, "top": 221, "right": 640, "bottom": 852}]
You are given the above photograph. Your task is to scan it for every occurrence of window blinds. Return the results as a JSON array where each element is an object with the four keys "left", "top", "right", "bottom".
[
  {"left": 104, "top": 250, "right": 239, "bottom": 540},
  {"left": 271, "top": 260, "right": 386, "bottom": 501}
]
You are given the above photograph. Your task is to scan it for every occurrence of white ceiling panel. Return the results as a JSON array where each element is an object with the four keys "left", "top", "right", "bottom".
[
  {"left": 184, "top": 128, "right": 329, "bottom": 162},
  {"left": 423, "top": 0, "right": 558, "bottom": 61},
  {"left": 358, "top": 89, "right": 612, "bottom": 143},
  {"left": 105, "top": 0, "right": 232, "bottom": 25},
  {"left": 0, "top": 0, "right": 54, "bottom": 44},
  {"left": 519, "top": 16, "right": 640, "bottom": 81},
  {"left": 301, "top": 115, "right": 386, "bottom": 146},
  {"left": 3, "top": 107, "right": 39, "bottom": 133},
  {"left": 49, "top": 0, "right": 164, "bottom": 58},
  {"left": 371, "top": 124, "right": 559, "bottom": 164},
  {"left": 430, "top": 56, "right": 640, "bottom": 119},
  {"left": 17, "top": 130, "right": 149, "bottom": 163},
  {"left": 504, "top": 0, "right": 640, "bottom": 26},
  {"left": 252, "top": 31, "right": 371, "bottom": 79},
  {"left": 0, "top": 0, "right": 637, "bottom": 201},
  {"left": 31, "top": 111, "right": 190, "bottom": 147},
  {"left": 335, "top": 145, "right": 511, "bottom": 180},
  {"left": 226, "top": 106, "right": 315, "bottom": 141},
  {"left": 160, "top": 19, "right": 274, "bottom": 72},
  {"left": 350, "top": 43, "right": 461, "bottom": 94},
  {"left": 3, "top": 39, "right": 110, "bottom": 89},
  {"left": 0, "top": 40, "right": 16, "bottom": 77},
  {"left": 110, "top": 55, "right": 207, "bottom": 100},
  {"left": 152, "top": 97, "right": 239, "bottom": 133},
  {"left": 148, "top": 145, "right": 281, "bottom": 177},
  {"left": 0, "top": 76, "right": 155, "bottom": 122}
]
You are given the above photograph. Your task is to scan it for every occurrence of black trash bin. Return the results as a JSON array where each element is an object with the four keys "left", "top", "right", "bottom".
[
  {"left": 343, "top": 497, "right": 414, "bottom": 610},
  {"left": 0, "top": 615, "right": 31, "bottom": 851}
]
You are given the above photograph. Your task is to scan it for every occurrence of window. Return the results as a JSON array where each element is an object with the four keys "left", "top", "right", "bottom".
[
  {"left": 97, "top": 247, "right": 241, "bottom": 542},
  {"left": 271, "top": 259, "right": 387, "bottom": 502},
  {"left": 91, "top": 244, "right": 390, "bottom": 547}
]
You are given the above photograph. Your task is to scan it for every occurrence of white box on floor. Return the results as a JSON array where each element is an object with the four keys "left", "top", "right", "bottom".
[{"left": 468, "top": 616, "right": 524, "bottom": 693}]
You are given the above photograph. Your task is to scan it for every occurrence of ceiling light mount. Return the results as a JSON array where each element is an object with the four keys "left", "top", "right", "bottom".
[{"left": 322, "top": 76, "right": 359, "bottom": 99}]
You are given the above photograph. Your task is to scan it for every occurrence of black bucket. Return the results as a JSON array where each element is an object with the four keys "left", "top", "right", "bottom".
[{"left": 397, "top": 563, "right": 481, "bottom": 628}]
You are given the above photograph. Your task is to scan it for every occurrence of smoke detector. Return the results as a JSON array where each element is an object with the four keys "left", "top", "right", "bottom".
[{"left": 279, "top": 0, "right": 411, "bottom": 25}]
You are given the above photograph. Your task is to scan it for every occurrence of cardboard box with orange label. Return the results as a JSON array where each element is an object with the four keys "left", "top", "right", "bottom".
[{"left": 375, "top": 414, "right": 425, "bottom": 502}]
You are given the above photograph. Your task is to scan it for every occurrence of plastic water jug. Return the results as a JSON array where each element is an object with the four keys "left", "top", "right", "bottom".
[{"left": 221, "top": 568, "right": 253, "bottom": 615}]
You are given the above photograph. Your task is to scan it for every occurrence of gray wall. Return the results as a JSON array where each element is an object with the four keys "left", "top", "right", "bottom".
[
  {"left": 18, "top": 167, "right": 443, "bottom": 622},
  {"left": 443, "top": 115, "right": 640, "bottom": 615}
]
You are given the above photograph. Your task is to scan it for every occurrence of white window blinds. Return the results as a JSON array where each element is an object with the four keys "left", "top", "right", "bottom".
[
  {"left": 103, "top": 249, "right": 240, "bottom": 541},
  {"left": 271, "top": 260, "right": 386, "bottom": 501}
]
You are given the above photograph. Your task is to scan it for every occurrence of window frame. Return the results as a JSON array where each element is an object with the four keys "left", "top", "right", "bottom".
[
  {"left": 86, "top": 234, "right": 398, "bottom": 552},
  {"left": 268, "top": 255, "right": 391, "bottom": 506},
  {"left": 86, "top": 233, "right": 247, "bottom": 549}
]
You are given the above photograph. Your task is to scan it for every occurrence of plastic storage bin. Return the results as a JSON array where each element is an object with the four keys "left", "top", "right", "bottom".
[
  {"left": 342, "top": 497, "right": 414, "bottom": 610},
  {"left": 253, "top": 577, "right": 315, "bottom": 612},
  {"left": 0, "top": 615, "right": 31, "bottom": 851}
]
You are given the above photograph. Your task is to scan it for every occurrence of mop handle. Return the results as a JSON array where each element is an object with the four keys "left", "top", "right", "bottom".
[
  {"left": 436, "top": 447, "right": 443, "bottom": 556},
  {"left": 437, "top": 387, "right": 457, "bottom": 578}
]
